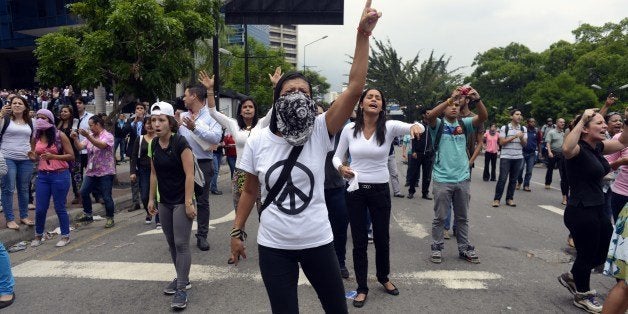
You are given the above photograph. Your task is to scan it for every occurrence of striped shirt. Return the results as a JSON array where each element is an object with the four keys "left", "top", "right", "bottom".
[{"left": 499, "top": 123, "right": 527, "bottom": 159}]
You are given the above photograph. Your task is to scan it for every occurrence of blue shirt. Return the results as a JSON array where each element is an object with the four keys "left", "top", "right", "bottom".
[{"left": 430, "top": 117, "right": 475, "bottom": 183}]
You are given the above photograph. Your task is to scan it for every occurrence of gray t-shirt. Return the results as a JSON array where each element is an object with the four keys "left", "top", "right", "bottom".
[
  {"left": 499, "top": 123, "right": 527, "bottom": 159},
  {"left": 0, "top": 121, "right": 32, "bottom": 160},
  {"left": 545, "top": 129, "right": 565, "bottom": 153}
]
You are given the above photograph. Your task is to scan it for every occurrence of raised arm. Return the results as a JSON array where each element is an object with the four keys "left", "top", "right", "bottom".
[
  {"left": 325, "top": 0, "right": 381, "bottom": 134},
  {"left": 563, "top": 109, "right": 596, "bottom": 159}
]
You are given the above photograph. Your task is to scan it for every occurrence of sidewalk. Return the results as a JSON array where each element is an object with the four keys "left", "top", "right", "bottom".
[{"left": 0, "top": 161, "right": 232, "bottom": 246}]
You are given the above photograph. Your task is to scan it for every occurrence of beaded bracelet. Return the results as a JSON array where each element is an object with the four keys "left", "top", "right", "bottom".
[{"left": 357, "top": 27, "right": 372, "bottom": 37}]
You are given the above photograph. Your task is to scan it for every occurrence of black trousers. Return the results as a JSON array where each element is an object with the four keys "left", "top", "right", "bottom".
[
  {"left": 346, "top": 183, "right": 391, "bottom": 294},
  {"left": 408, "top": 153, "right": 433, "bottom": 196},
  {"left": 545, "top": 153, "right": 569, "bottom": 196},
  {"left": 258, "top": 243, "right": 348, "bottom": 314},
  {"left": 564, "top": 204, "right": 613, "bottom": 292},
  {"left": 195, "top": 159, "right": 214, "bottom": 239},
  {"left": 483, "top": 152, "right": 497, "bottom": 181}
]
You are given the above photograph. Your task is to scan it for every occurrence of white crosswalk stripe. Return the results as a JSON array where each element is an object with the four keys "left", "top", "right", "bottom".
[{"left": 538, "top": 205, "right": 564, "bottom": 216}]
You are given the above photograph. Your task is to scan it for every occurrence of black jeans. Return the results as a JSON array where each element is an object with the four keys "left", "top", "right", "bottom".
[
  {"left": 195, "top": 159, "right": 214, "bottom": 239},
  {"left": 494, "top": 158, "right": 523, "bottom": 201},
  {"left": 408, "top": 153, "right": 433, "bottom": 196},
  {"left": 346, "top": 182, "right": 391, "bottom": 294},
  {"left": 564, "top": 204, "right": 613, "bottom": 292},
  {"left": 258, "top": 243, "right": 348, "bottom": 314},
  {"left": 545, "top": 153, "right": 569, "bottom": 196},
  {"left": 325, "top": 187, "right": 349, "bottom": 268},
  {"left": 483, "top": 152, "right": 497, "bottom": 181}
]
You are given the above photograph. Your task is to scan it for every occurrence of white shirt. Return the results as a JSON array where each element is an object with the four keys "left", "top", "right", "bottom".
[
  {"left": 77, "top": 111, "right": 94, "bottom": 155},
  {"left": 178, "top": 106, "right": 222, "bottom": 160},
  {"left": 208, "top": 106, "right": 272, "bottom": 169},
  {"left": 239, "top": 113, "right": 334, "bottom": 250},
  {"left": 332, "top": 120, "right": 422, "bottom": 184}
]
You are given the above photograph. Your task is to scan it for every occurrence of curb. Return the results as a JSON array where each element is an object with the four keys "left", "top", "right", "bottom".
[{"left": 0, "top": 193, "right": 134, "bottom": 247}]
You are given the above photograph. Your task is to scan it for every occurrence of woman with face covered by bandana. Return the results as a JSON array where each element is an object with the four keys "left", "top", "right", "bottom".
[
  {"left": 229, "top": 1, "right": 381, "bottom": 312},
  {"left": 332, "top": 89, "right": 423, "bottom": 307},
  {"left": 31, "top": 109, "right": 75, "bottom": 247}
]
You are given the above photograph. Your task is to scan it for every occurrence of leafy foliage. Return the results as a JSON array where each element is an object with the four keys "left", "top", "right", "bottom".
[{"left": 34, "top": 0, "right": 218, "bottom": 107}]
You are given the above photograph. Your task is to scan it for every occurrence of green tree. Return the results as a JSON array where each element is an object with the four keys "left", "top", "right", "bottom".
[
  {"left": 366, "top": 39, "right": 461, "bottom": 122},
  {"left": 220, "top": 38, "right": 295, "bottom": 113},
  {"left": 34, "top": 0, "right": 218, "bottom": 109}
]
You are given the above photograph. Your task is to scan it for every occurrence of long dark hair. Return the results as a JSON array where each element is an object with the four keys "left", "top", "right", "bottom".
[
  {"left": 269, "top": 72, "right": 312, "bottom": 134},
  {"left": 353, "top": 88, "right": 387, "bottom": 146},
  {"left": 236, "top": 97, "right": 259, "bottom": 130}
]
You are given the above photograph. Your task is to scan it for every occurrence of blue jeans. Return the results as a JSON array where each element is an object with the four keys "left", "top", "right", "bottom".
[
  {"left": 114, "top": 137, "right": 126, "bottom": 161},
  {"left": 210, "top": 151, "right": 222, "bottom": 192},
  {"left": 494, "top": 158, "right": 524, "bottom": 201},
  {"left": 80, "top": 175, "right": 115, "bottom": 218},
  {"left": 0, "top": 242, "right": 14, "bottom": 296},
  {"left": 517, "top": 152, "right": 536, "bottom": 187},
  {"left": 226, "top": 156, "right": 236, "bottom": 179},
  {"left": 35, "top": 170, "right": 71, "bottom": 237},
  {"left": 1, "top": 158, "right": 35, "bottom": 221}
]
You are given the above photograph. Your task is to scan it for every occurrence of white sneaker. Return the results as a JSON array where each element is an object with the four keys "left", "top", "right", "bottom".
[
  {"left": 573, "top": 290, "right": 602, "bottom": 313},
  {"left": 31, "top": 236, "right": 44, "bottom": 247},
  {"left": 55, "top": 237, "right": 71, "bottom": 247}
]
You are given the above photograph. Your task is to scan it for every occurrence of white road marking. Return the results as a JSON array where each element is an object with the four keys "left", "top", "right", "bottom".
[
  {"left": 398, "top": 270, "right": 502, "bottom": 290},
  {"left": 391, "top": 209, "right": 430, "bottom": 239},
  {"left": 538, "top": 205, "right": 564, "bottom": 216},
  {"left": 137, "top": 210, "right": 236, "bottom": 236},
  {"left": 13, "top": 260, "right": 259, "bottom": 282}
]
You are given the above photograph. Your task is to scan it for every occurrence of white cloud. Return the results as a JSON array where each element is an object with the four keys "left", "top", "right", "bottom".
[{"left": 298, "top": 0, "right": 628, "bottom": 91}]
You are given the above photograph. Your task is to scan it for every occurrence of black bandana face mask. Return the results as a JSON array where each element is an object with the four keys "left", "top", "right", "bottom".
[{"left": 274, "top": 91, "right": 317, "bottom": 146}]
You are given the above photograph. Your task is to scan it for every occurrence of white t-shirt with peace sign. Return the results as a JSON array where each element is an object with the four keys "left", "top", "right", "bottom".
[{"left": 240, "top": 113, "right": 334, "bottom": 250}]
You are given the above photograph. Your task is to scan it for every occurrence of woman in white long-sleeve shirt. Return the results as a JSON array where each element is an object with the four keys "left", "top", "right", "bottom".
[{"left": 333, "top": 88, "right": 423, "bottom": 308}]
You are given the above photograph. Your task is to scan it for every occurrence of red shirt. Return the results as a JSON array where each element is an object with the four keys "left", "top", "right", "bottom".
[{"left": 223, "top": 133, "right": 237, "bottom": 157}]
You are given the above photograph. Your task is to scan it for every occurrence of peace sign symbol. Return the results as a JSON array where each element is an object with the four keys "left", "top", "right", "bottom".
[{"left": 265, "top": 160, "right": 314, "bottom": 215}]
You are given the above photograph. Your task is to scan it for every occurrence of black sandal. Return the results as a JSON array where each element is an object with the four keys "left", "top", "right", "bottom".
[
  {"left": 352, "top": 293, "right": 368, "bottom": 308},
  {"left": 381, "top": 282, "right": 400, "bottom": 295}
]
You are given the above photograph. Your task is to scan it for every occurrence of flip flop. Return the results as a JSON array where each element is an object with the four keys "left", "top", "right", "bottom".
[
  {"left": 20, "top": 219, "right": 35, "bottom": 226},
  {"left": 6, "top": 221, "right": 19, "bottom": 230}
]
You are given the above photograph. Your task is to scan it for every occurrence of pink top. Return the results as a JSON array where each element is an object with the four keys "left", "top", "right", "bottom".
[
  {"left": 81, "top": 130, "right": 115, "bottom": 177},
  {"left": 607, "top": 132, "right": 628, "bottom": 196},
  {"left": 35, "top": 138, "right": 68, "bottom": 171},
  {"left": 484, "top": 130, "right": 500, "bottom": 153}
]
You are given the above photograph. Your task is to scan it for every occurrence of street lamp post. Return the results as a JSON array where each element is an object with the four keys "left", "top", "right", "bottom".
[
  {"left": 591, "top": 83, "right": 628, "bottom": 94},
  {"left": 303, "top": 35, "right": 328, "bottom": 73}
]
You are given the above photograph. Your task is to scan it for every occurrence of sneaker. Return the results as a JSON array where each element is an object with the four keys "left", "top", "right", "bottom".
[
  {"left": 171, "top": 289, "right": 188, "bottom": 310},
  {"left": 156, "top": 223, "right": 162, "bottom": 230},
  {"left": 557, "top": 272, "right": 577, "bottom": 295},
  {"left": 104, "top": 218, "right": 115, "bottom": 228},
  {"left": 164, "top": 278, "right": 192, "bottom": 295},
  {"left": 393, "top": 193, "right": 405, "bottom": 198},
  {"left": 443, "top": 230, "right": 451, "bottom": 240},
  {"left": 31, "top": 236, "right": 44, "bottom": 247},
  {"left": 340, "top": 266, "right": 350, "bottom": 279},
  {"left": 573, "top": 290, "right": 602, "bottom": 313},
  {"left": 28, "top": 203, "right": 35, "bottom": 210},
  {"left": 145, "top": 215, "right": 152, "bottom": 225},
  {"left": 516, "top": 183, "right": 521, "bottom": 190},
  {"left": 407, "top": 193, "right": 414, "bottom": 199},
  {"left": 545, "top": 184, "right": 551, "bottom": 189},
  {"left": 367, "top": 233, "right": 374, "bottom": 244},
  {"left": 459, "top": 245, "right": 480, "bottom": 264},
  {"left": 430, "top": 243, "right": 442, "bottom": 263},
  {"left": 75, "top": 212, "right": 93, "bottom": 222},
  {"left": 55, "top": 237, "right": 71, "bottom": 247}
]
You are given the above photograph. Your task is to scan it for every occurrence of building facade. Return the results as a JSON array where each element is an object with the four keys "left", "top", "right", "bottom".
[
  {"left": 0, "top": 0, "right": 80, "bottom": 88},
  {"left": 227, "top": 24, "right": 270, "bottom": 46},
  {"left": 269, "top": 25, "right": 298, "bottom": 68}
]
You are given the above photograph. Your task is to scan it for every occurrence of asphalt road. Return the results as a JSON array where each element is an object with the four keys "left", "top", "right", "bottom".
[{"left": 3, "top": 153, "right": 614, "bottom": 313}]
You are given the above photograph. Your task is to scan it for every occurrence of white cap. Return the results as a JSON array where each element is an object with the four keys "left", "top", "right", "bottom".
[{"left": 150, "top": 101, "right": 174, "bottom": 117}]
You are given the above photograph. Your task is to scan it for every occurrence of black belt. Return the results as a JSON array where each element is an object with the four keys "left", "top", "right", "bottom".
[
  {"left": 358, "top": 183, "right": 387, "bottom": 189},
  {"left": 39, "top": 169, "right": 68, "bottom": 174}
]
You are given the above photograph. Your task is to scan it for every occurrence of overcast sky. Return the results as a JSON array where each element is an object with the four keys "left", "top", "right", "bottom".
[{"left": 297, "top": 0, "right": 628, "bottom": 92}]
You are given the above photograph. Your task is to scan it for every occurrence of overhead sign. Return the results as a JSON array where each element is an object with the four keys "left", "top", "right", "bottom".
[{"left": 224, "top": 0, "right": 344, "bottom": 25}]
